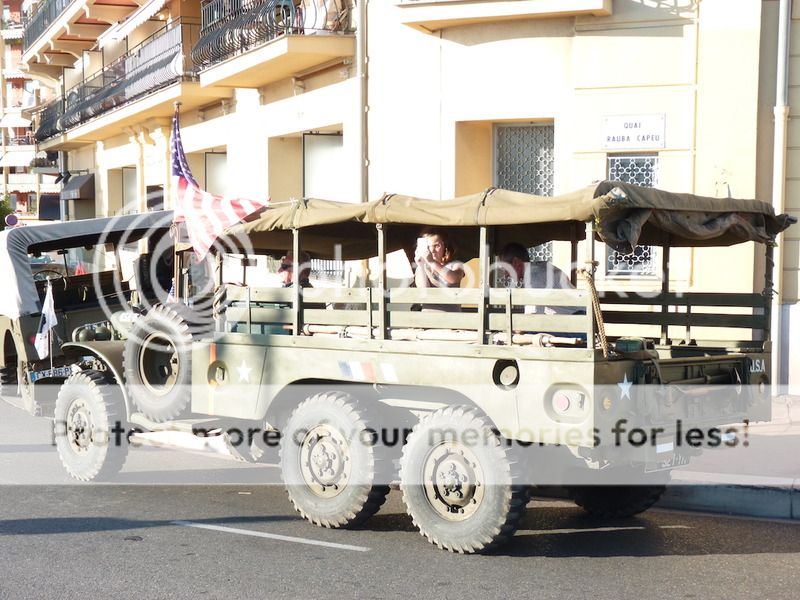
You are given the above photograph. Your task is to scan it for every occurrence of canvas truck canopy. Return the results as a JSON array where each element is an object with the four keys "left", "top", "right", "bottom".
[
  {"left": 0, "top": 211, "right": 173, "bottom": 318},
  {"left": 225, "top": 181, "right": 795, "bottom": 260}
]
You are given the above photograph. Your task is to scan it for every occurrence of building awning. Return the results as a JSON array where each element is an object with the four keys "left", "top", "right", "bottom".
[
  {"left": 0, "top": 29, "right": 24, "bottom": 41},
  {"left": 0, "top": 114, "right": 32, "bottom": 128},
  {"left": 0, "top": 150, "right": 35, "bottom": 167},
  {"left": 60, "top": 174, "right": 95, "bottom": 201},
  {"left": 98, "top": 0, "right": 168, "bottom": 48}
]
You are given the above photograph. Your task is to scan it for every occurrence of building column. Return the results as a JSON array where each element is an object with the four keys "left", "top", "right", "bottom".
[
  {"left": 95, "top": 141, "right": 109, "bottom": 217},
  {"left": 143, "top": 121, "right": 172, "bottom": 210}
]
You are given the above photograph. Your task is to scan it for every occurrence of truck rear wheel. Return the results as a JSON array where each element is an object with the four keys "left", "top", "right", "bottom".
[
  {"left": 279, "top": 392, "right": 391, "bottom": 528},
  {"left": 53, "top": 370, "right": 128, "bottom": 481},
  {"left": 567, "top": 484, "right": 667, "bottom": 518},
  {"left": 399, "top": 405, "right": 528, "bottom": 553},
  {"left": 122, "top": 303, "right": 195, "bottom": 422}
]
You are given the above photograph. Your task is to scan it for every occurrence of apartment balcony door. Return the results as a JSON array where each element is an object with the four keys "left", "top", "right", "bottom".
[{"left": 493, "top": 123, "right": 555, "bottom": 261}]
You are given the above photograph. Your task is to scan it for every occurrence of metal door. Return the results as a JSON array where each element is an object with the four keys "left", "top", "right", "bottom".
[{"left": 493, "top": 124, "right": 554, "bottom": 261}]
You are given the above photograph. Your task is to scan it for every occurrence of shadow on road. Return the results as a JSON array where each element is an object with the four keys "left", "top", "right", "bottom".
[
  {"left": 0, "top": 514, "right": 298, "bottom": 536},
  {"left": 491, "top": 508, "right": 800, "bottom": 557}
]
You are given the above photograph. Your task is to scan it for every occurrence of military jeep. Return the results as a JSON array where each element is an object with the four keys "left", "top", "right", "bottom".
[
  {"left": 48, "top": 182, "right": 794, "bottom": 553},
  {"left": 0, "top": 211, "right": 173, "bottom": 417}
]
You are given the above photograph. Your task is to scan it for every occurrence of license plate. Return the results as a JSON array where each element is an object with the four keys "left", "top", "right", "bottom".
[
  {"left": 29, "top": 365, "right": 73, "bottom": 382},
  {"left": 645, "top": 452, "right": 690, "bottom": 473}
]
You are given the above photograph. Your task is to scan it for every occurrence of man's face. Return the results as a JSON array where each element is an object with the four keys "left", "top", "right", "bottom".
[
  {"left": 427, "top": 235, "right": 446, "bottom": 263},
  {"left": 278, "top": 256, "right": 293, "bottom": 285}
]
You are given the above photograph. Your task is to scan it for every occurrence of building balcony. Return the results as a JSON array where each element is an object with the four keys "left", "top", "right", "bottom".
[
  {"left": 22, "top": 0, "right": 140, "bottom": 81},
  {"left": 4, "top": 134, "right": 37, "bottom": 147},
  {"left": 34, "top": 19, "right": 231, "bottom": 147},
  {"left": 194, "top": 0, "right": 356, "bottom": 89},
  {"left": 3, "top": 172, "right": 61, "bottom": 193},
  {"left": 0, "top": 144, "right": 37, "bottom": 168},
  {"left": 396, "top": 0, "right": 612, "bottom": 33},
  {"left": 1, "top": 18, "right": 24, "bottom": 40},
  {"left": 8, "top": 173, "right": 38, "bottom": 183}
]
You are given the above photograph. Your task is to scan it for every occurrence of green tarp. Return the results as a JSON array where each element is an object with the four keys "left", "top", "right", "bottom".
[{"left": 225, "top": 181, "right": 796, "bottom": 259}]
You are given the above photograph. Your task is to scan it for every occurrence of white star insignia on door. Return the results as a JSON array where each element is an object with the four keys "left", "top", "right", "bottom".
[
  {"left": 237, "top": 360, "right": 252, "bottom": 383},
  {"left": 618, "top": 373, "right": 633, "bottom": 400}
]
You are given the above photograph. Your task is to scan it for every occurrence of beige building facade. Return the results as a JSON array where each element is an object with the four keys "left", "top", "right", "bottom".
[
  {"left": 0, "top": 0, "right": 58, "bottom": 221},
  {"left": 18, "top": 0, "right": 800, "bottom": 391}
]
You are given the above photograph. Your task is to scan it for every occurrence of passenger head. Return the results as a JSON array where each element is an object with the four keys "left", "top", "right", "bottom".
[
  {"left": 278, "top": 251, "right": 311, "bottom": 286},
  {"left": 499, "top": 242, "right": 529, "bottom": 280},
  {"left": 420, "top": 228, "right": 456, "bottom": 264}
]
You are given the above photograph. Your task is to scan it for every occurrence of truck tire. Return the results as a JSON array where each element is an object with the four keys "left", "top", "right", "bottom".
[
  {"left": 567, "top": 484, "right": 667, "bottom": 518},
  {"left": 53, "top": 370, "right": 128, "bottom": 481},
  {"left": 399, "top": 405, "right": 528, "bottom": 553},
  {"left": 122, "top": 303, "right": 196, "bottom": 422},
  {"left": 0, "top": 363, "right": 37, "bottom": 414},
  {"left": 279, "top": 392, "right": 391, "bottom": 528},
  {"left": 0, "top": 364, "right": 17, "bottom": 399}
]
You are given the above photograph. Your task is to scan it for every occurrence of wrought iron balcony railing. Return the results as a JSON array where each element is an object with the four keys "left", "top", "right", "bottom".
[
  {"left": 35, "top": 97, "right": 63, "bottom": 140},
  {"left": 5, "top": 134, "right": 36, "bottom": 146},
  {"left": 1, "top": 18, "right": 23, "bottom": 30},
  {"left": 192, "top": 0, "right": 354, "bottom": 69},
  {"left": 23, "top": 0, "right": 74, "bottom": 51},
  {"left": 35, "top": 20, "right": 200, "bottom": 142}
]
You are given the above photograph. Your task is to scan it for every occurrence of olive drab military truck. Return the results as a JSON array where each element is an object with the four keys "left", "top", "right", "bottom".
[{"left": 42, "top": 182, "right": 795, "bottom": 553}]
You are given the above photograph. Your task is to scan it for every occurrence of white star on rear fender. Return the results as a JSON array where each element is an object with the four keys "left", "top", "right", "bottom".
[
  {"left": 237, "top": 360, "right": 252, "bottom": 383},
  {"left": 618, "top": 373, "right": 633, "bottom": 400}
]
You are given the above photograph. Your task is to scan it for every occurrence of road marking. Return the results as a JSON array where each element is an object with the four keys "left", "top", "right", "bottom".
[
  {"left": 519, "top": 525, "right": 691, "bottom": 536},
  {"left": 171, "top": 520, "right": 370, "bottom": 552}
]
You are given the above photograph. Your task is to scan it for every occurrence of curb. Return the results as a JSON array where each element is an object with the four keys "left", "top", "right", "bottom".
[
  {"left": 657, "top": 481, "right": 800, "bottom": 520},
  {"left": 535, "top": 481, "right": 800, "bottom": 521}
]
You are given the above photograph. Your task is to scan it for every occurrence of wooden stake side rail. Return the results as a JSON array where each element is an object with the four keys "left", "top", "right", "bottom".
[
  {"left": 598, "top": 291, "right": 768, "bottom": 333},
  {"left": 220, "top": 285, "right": 767, "bottom": 341},
  {"left": 220, "top": 285, "right": 593, "bottom": 343},
  {"left": 598, "top": 291, "right": 767, "bottom": 308}
]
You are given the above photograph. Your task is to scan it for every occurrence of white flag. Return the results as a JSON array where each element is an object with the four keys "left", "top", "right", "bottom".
[{"left": 34, "top": 281, "right": 57, "bottom": 359}]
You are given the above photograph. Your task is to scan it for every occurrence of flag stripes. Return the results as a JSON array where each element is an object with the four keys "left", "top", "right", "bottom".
[{"left": 171, "top": 106, "right": 269, "bottom": 259}]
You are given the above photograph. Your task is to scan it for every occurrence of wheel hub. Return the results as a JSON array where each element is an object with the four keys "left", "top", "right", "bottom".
[
  {"left": 66, "top": 399, "right": 93, "bottom": 454},
  {"left": 423, "top": 442, "right": 485, "bottom": 521},
  {"left": 299, "top": 424, "right": 351, "bottom": 498},
  {"left": 138, "top": 333, "right": 179, "bottom": 396}
]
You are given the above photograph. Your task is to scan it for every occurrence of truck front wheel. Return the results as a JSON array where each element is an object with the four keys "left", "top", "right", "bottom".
[
  {"left": 53, "top": 370, "right": 129, "bottom": 481},
  {"left": 399, "top": 405, "right": 528, "bottom": 553},
  {"left": 279, "top": 392, "right": 391, "bottom": 528}
]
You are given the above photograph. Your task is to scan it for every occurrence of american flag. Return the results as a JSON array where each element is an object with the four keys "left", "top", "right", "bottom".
[{"left": 171, "top": 106, "right": 269, "bottom": 259}]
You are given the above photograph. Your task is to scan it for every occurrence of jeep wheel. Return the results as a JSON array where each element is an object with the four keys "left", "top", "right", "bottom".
[
  {"left": 399, "top": 405, "right": 528, "bottom": 553},
  {"left": 0, "top": 364, "right": 17, "bottom": 399},
  {"left": 279, "top": 392, "right": 391, "bottom": 528},
  {"left": 123, "top": 303, "right": 198, "bottom": 422},
  {"left": 567, "top": 484, "right": 667, "bottom": 519},
  {"left": 53, "top": 370, "right": 128, "bottom": 481}
]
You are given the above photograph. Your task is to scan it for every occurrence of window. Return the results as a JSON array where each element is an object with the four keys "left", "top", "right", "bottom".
[
  {"left": 606, "top": 154, "right": 659, "bottom": 276},
  {"left": 494, "top": 123, "right": 555, "bottom": 261}
]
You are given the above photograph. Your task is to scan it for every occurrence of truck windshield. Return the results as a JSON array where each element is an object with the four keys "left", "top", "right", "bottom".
[{"left": 28, "top": 246, "right": 118, "bottom": 278}]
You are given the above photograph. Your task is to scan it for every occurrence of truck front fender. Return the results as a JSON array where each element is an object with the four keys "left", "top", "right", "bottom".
[{"left": 61, "top": 341, "right": 133, "bottom": 419}]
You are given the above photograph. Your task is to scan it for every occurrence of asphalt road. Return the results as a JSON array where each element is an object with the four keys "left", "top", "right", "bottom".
[
  {"left": 1, "top": 485, "right": 799, "bottom": 600},
  {"left": 2, "top": 401, "right": 800, "bottom": 599}
]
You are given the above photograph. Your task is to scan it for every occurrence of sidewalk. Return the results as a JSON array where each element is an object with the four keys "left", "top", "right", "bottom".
[{"left": 657, "top": 396, "right": 800, "bottom": 519}]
